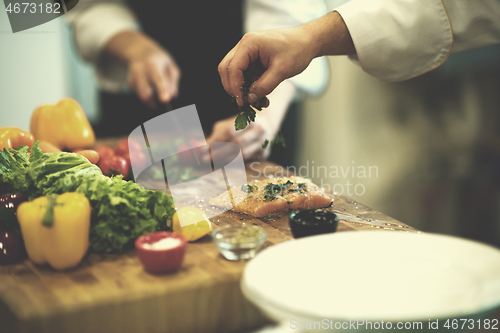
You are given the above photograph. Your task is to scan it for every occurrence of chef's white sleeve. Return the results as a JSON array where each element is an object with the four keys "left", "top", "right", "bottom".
[
  {"left": 244, "top": 0, "right": 330, "bottom": 96},
  {"left": 334, "top": 0, "right": 500, "bottom": 82},
  {"left": 442, "top": 0, "right": 500, "bottom": 53},
  {"left": 66, "top": 0, "right": 139, "bottom": 91}
]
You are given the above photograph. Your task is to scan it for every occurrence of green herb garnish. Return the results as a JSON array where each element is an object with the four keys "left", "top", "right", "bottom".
[
  {"left": 233, "top": 82, "right": 286, "bottom": 148},
  {"left": 241, "top": 184, "right": 258, "bottom": 193},
  {"left": 261, "top": 131, "right": 286, "bottom": 149},
  {"left": 234, "top": 85, "right": 261, "bottom": 131}
]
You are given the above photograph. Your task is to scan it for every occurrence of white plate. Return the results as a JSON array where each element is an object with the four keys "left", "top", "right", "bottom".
[{"left": 242, "top": 231, "right": 500, "bottom": 324}]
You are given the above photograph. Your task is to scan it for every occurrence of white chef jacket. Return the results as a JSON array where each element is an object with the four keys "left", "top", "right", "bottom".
[
  {"left": 68, "top": 0, "right": 500, "bottom": 89},
  {"left": 335, "top": 0, "right": 500, "bottom": 81}
]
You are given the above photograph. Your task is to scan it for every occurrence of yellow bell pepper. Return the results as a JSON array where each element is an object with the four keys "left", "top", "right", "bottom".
[
  {"left": 30, "top": 98, "right": 95, "bottom": 150},
  {"left": 172, "top": 207, "right": 213, "bottom": 242},
  {"left": 17, "top": 193, "right": 91, "bottom": 270},
  {"left": 0, "top": 127, "right": 35, "bottom": 151}
]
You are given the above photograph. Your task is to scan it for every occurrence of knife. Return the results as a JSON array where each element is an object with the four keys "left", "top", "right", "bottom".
[{"left": 161, "top": 102, "right": 202, "bottom": 166}]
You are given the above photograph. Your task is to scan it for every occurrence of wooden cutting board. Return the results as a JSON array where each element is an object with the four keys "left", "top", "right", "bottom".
[{"left": 0, "top": 161, "right": 416, "bottom": 333}]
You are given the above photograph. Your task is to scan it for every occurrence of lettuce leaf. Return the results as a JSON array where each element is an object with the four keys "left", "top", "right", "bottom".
[
  {"left": 0, "top": 142, "right": 175, "bottom": 253},
  {"left": 0, "top": 145, "right": 31, "bottom": 195},
  {"left": 74, "top": 174, "right": 174, "bottom": 253}
]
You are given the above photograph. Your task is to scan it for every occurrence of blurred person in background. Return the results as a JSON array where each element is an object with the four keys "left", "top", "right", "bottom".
[{"left": 66, "top": 0, "right": 328, "bottom": 164}]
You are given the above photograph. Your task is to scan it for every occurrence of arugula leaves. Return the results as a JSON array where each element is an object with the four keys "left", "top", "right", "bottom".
[{"left": 261, "top": 131, "right": 287, "bottom": 149}]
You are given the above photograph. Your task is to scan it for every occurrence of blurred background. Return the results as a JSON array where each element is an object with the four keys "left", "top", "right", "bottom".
[
  {"left": 0, "top": 9, "right": 98, "bottom": 129},
  {"left": 296, "top": 46, "right": 500, "bottom": 247},
  {"left": 1, "top": 8, "right": 500, "bottom": 247}
]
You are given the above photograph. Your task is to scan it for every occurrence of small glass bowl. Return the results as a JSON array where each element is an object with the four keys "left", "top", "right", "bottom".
[{"left": 212, "top": 225, "right": 266, "bottom": 261}]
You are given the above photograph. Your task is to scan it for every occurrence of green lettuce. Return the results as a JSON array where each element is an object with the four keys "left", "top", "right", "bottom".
[
  {"left": 0, "top": 142, "right": 175, "bottom": 253},
  {"left": 0, "top": 145, "right": 31, "bottom": 195}
]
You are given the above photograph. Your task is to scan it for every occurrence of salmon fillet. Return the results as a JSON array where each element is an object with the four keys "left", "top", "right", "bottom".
[{"left": 209, "top": 176, "right": 333, "bottom": 217}]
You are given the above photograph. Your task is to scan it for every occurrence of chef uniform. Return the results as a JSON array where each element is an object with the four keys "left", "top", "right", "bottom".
[
  {"left": 334, "top": 0, "right": 500, "bottom": 81},
  {"left": 68, "top": 0, "right": 243, "bottom": 137},
  {"left": 67, "top": 0, "right": 328, "bottom": 137}
]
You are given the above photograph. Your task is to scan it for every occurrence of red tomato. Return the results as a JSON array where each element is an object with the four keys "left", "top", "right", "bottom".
[
  {"left": 115, "top": 139, "right": 143, "bottom": 157},
  {"left": 94, "top": 146, "right": 114, "bottom": 162},
  {"left": 99, "top": 155, "right": 129, "bottom": 178},
  {"left": 114, "top": 140, "right": 129, "bottom": 157},
  {"left": 128, "top": 150, "right": 148, "bottom": 170}
]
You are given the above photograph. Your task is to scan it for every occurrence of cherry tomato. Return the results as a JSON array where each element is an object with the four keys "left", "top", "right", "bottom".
[
  {"left": 99, "top": 155, "right": 129, "bottom": 178},
  {"left": 115, "top": 139, "right": 147, "bottom": 171},
  {"left": 114, "top": 139, "right": 143, "bottom": 157},
  {"left": 94, "top": 146, "right": 114, "bottom": 162},
  {"left": 124, "top": 151, "right": 148, "bottom": 171}
]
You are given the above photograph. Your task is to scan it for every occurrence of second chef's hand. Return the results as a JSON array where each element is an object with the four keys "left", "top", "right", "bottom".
[{"left": 103, "top": 31, "right": 181, "bottom": 109}]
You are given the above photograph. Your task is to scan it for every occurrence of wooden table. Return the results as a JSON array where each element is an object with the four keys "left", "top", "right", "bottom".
[{"left": 0, "top": 161, "right": 417, "bottom": 333}]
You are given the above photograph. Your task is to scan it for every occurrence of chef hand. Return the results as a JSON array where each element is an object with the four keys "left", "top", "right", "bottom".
[
  {"left": 205, "top": 80, "right": 297, "bottom": 163},
  {"left": 104, "top": 31, "right": 181, "bottom": 109},
  {"left": 218, "top": 11, "right": 355, "bottom": 107}
]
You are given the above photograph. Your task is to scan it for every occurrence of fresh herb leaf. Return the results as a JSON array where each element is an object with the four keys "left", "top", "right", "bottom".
[
  {"left": 262, "top": 131, "right": 286, "bottom": 149},
  {"left": 232, "top": 82, "right": 286, "bottom": 149},
  {"left": 274, "top": 131, "right": 286, "bottom": 148},
  {"left": 241, "top": 184, "right": 258, "bottom": 193},
  {"left": 263, "top": 195, "right": 276, "bottom": 202},
  {"left": 235, "top": 111, "right": 252, "bottom": 131}
]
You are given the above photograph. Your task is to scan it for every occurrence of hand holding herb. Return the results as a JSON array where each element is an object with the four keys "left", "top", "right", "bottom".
[{"left": 232, "top": 81, "right": 286, "bottom": 149}]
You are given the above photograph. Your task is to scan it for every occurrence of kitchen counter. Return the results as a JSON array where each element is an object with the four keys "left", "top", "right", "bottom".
[{"left": 0, "top": 158, "right": 417, "bottom": 333}]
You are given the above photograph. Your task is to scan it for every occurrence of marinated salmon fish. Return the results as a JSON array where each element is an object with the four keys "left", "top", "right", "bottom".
[{"left": 209, "top": 176, "right": 333, "bottom": 217}]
